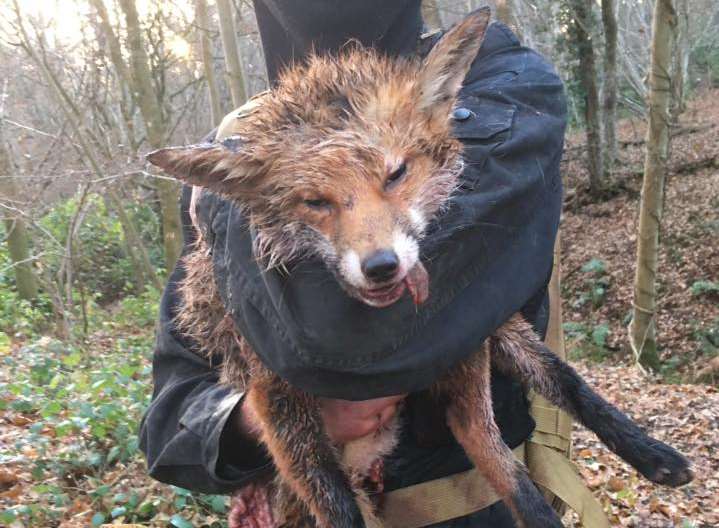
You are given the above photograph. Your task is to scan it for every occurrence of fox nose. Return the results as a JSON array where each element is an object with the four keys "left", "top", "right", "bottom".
[{"left": 362, "top": 250, "right": 400, "bottom": 283}]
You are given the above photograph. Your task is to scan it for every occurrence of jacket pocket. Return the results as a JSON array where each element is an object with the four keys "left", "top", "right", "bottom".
[
  {"left": 452, "top": 97, "right": 515, "bottom": 142},
  {"left": 451, "top": 98, "right": 516, "bottom": 188}
]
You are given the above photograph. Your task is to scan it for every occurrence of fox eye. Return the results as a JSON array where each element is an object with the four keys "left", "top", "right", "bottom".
[
  {"left": 385, "top": 162, "right": 407, "bottom": 190},
  {"left": 304, "top": 197, "right": 332, "bottom": 210}
]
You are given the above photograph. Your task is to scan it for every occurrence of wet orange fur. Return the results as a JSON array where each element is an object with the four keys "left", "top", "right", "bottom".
[{"left": 437, "top": 346, "right": 519, "bottom": 499}]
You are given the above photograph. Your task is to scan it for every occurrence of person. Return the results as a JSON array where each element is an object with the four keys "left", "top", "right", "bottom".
[{"left": 139, "top": 1, "right": 566, "bottom": 526}]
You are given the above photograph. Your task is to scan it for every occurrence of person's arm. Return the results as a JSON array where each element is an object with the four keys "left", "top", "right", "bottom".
[
  {"left": 139, "top": 275, "right": 403, "bottom": 492},
  {"left": 138, "top": 198, "right": 273, "bottom": 493},
  {"left": 139, "top": 273, "right": 405, "bottom": 493}
]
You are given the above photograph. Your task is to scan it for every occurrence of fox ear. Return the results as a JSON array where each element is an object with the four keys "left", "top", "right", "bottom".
[
  {"left": 146, "top": 136, "right": 262, "bottom": 196},
  {"left": 416, "top": 7, "right": 491, "bottom": 116}
]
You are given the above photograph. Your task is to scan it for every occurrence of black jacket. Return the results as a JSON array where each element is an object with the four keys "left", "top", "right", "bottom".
[{"left": 139, "top": 10, "right": 566, "bottom": 526}]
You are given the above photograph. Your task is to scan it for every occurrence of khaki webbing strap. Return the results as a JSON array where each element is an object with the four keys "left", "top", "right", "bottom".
[
  {"left": 531, "top": 404, "right": 572, "bottom": 452},
  {"left": 525, "top": 234, "right": 610, "bottom": 527},
  {"left": 380, "top": 445, "right": 525, "bottom": 528},
  {"left": 530, "top": 429, "right": 571, "bottom": 454},
  {"left": 526, "top": 442, "right": 611, "bottom": 528},
  {"left": 528, "top": 234, "right": 573, "bottom": 455},
  {"left": 380, "top": 441, "right": 611, "bottom": 528}
]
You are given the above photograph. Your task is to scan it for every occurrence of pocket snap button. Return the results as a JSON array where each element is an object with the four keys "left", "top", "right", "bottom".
[{"left": 452, "top": 107, "right": 473, "bottom": 121}]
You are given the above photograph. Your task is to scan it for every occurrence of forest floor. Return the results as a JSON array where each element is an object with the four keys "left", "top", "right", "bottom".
[
  {"left": 567, "top": 362, "right": 718, "bottom": 527},
  {"left": 560, "top": 88, "right": 719, "bottom": 380},
  {"left": 560, "top": 88, "right": 719, "bottom": 527},
  {"left": 1, "top": 91, "right": 718, "bottom": 527}
]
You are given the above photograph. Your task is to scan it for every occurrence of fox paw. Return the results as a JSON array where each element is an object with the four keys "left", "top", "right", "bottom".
[{"left": 640, "top": 441, "right": 693, "bottom": 487}]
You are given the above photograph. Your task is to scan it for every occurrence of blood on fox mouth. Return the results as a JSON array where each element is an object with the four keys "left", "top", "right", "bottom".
[
  {"left": 357, "top": 281, "right": 407, "bottom": 307},
  {"left": 354, "top": 263, "right": 430, "bottom": 308}
]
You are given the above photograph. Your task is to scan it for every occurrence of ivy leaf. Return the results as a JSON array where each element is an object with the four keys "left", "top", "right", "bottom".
[
  {"left": 0, "top": 510, "right": 17, "bottom": 525},
  {"left": 172, "top": 486, "right": 192, "bottom": 497},
  {"left": 92, "top": 484, "right": 111, "bottom": 497},
  {"left": 41, "top": 401, "right": 62, "bottom": 417},
  {"left": 62, "top": 352, "right": 82, "bottom": 367},
  {"left": 592, "top": 324, "right": 610, "bottom": 347},
  {"left": 106, "top": 446, "right": 121, "bottom": 464},
  {"left": 170, "top": 514, "right": 194, "bottom": 528},
  {"left": 581, "top": 258, "right": 606, "bottom": 275},
  {"left": 208, "top": 495, "right": 227, "bottom": 513},
  {"left": 112, "top": 492, "right": 127, "bottom": 504}
]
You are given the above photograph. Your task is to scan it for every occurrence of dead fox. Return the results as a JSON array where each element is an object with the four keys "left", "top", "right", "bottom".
[{"left": 147, "top": 8, "right": 692, "bottom": 528}]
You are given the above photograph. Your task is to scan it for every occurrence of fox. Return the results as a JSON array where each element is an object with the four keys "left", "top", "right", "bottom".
[{"left": 147, "top": 8, "right": 692, "bottom": 528}]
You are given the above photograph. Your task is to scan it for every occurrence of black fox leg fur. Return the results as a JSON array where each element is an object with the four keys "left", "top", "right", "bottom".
[
  {"left": 246, "top": 367, "right": 365, "bottom": 528},
  {"left": 492, "top": 315, "right": 693, "bottom": 488},
  {"left": 438, "top": 346, "right": 564, "bottom": 528}
]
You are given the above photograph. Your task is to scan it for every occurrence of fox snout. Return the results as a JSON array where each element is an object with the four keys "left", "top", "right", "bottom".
[
  {"left": 337, "top": 229, "right": 427, "bottom": 308},
  {"left": 362, "top": 250, "right": 399, "bottom": 283}
]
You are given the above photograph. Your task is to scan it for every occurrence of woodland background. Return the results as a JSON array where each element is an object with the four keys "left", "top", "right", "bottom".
[{"left": 0, "top": 0, "right": 717, "bottom": 527}]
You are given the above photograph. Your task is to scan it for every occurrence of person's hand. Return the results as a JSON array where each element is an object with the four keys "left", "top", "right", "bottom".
[
  {"left": 318, "top": 395, "right": 406, "bottom": 444},
  {"left": 237, "top": 392, "right": 406, "bottom": 445}
]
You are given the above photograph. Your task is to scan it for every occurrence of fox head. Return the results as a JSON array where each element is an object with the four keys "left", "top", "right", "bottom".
[{"left": 148, "top": 9, "right": 490, "bottom": 308}]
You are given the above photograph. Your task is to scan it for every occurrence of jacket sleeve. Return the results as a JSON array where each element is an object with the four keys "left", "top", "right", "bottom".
[{"left": 138, "top": 188, "right": 272, "bottom": 494}]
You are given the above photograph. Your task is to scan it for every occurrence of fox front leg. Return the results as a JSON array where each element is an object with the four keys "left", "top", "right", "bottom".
[
  {"left": 437, "top": 346, "right": 564, "bottom": 528},
  {"left": 491, "top": 315, "right": 693, "bottom": 488},
  {"left": 246, "top": 370, "right": 365, "bottom": 528}
]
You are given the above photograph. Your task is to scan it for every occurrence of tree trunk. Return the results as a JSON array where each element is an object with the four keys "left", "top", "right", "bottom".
[
  {"left": 570, "top": 0, "right": 604, "bottom": 195},
  {"left": 422, "top": 0, "right": 443, "bottom": 29},
  {"left": 628, "top": 0, "right": 678, "bottom": 371},
  {"left": 216, "top": 0, "right": 248, "bottom": 108},
  {"left": 0, "top": 78, "right": 38, "bottom": 301},
  {"left": 494, "top": 0, "right": 521, "bottom": 41},
  {"left": 671, "top": 0, "right": 689, "bottom": 122},
  {"left": 601, "top": 0, "right": 618, "bottom": 180},
  {"left": 89, "top": 0, "right": 138, "bottom": 153},
  {"left": 195, "top": 0, "right": 223, "bottom": 126},
  {"left": 0, "top": 171, "right": 39, "bottom": 301},
  {"left": 118, "top": 0, "right": 182, "bottom": 271}
]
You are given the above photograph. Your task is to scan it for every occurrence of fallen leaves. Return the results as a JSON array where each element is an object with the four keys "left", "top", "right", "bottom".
[
  {"left": 0, "top": 469, "right": 18, "bottom": 491},
  {"left": 607, "top": 476, "right": 625, "bottom": 493},
  {"left": 9, "top": 414, "right": 33, "bottom": 427},
  {"left": 566, "top": 360, "right": 719, "bottom": 527}
]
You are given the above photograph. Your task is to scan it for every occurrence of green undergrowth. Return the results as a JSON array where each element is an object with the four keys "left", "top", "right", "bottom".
[
  {"left": 563, "top": 256, "right": 718, "bottom": 384},
  {"left": 0, "top": 295, "right": 229, "bottom": 527},
  {"left": 564, "top": 257, "right": 615, "bottom": 363},
  {"left": 564, "top": 320, "right": 613, "bottom": 363}
]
